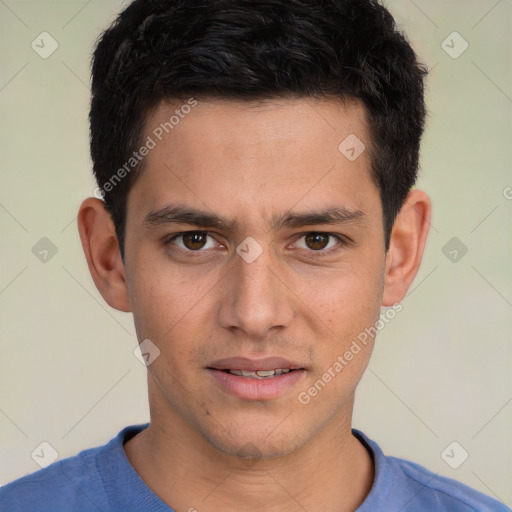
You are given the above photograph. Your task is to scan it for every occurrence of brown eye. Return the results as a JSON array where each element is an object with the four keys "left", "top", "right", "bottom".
[
  {"left": 304, "top": 233, "right": 331, "bottom": 250},
  {"left": 294, "top": 232, "right": 344, "bottom": 253},
  {"left": 167, "top": 231, "right": 218, "bottom": 252},
  {"left": 181, "top": 232, "right": 208, "bottom": 250}
]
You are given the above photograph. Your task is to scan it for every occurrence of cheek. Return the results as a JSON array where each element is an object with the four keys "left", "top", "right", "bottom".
[
  {"left": 295, "top": 274, "right": 381, "bottom": 412},
  {"left": 298, "top": 258, "right": 384, "bottom": 374},
  {"left": 305, "top": 261, "right": 383, "bottom": 330},
  {"left": 127, "top": 257, "right": 222, "bottom": 359}
]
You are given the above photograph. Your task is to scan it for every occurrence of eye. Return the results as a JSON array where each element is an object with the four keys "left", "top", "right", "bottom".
[
  {"left": 168, "top": 231, "right": 219, "bottom": 251},
  {"left": 294, "top": 232, "right": 345, "bottom": 252}
]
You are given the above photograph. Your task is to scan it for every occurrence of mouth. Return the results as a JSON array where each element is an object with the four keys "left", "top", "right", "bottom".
[
  {"left": 207, "top": 356, "right": 305, "bottom": 376},
  {"left": 206, "top": 357, "right": 306, "bottom": 400},
  {"left": 213, "top": 368, "right": 299, "bottom": 379}
]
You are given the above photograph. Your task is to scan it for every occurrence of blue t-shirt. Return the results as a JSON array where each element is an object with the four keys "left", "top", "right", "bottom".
[{"left": 0, "top": 423, "right": 508, "bottom": 511}]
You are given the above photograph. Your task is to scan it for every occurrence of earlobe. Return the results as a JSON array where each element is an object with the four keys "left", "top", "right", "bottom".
[
  {"left": 77, "top": 197, "right": 131, "bottom": 313},
  {"left": 382, "top": 189, "right": 431, "bottom": 307}
]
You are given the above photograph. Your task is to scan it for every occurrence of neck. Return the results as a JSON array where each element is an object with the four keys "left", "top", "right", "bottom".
[{"left": 124, "top": 393, "right": 374, "bottom": 512}]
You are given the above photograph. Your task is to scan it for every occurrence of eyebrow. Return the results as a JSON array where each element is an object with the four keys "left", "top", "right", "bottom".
[{"left": 142, "top": 203, "right": 367, "bottom": 232}]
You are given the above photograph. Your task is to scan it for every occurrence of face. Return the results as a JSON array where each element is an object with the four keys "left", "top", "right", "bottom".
[{"left": 123, "top": 97, "right": 387, "bottom": 458}]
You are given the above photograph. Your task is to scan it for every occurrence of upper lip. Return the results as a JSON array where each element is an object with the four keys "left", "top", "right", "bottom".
[{"left": 208, "top": 357, "right": 305, "bottom": 372}]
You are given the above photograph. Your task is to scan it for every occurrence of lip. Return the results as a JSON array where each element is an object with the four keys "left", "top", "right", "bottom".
[
  {"left": 208, "top": 356, "right": 305, "bottom": 372},
  {"left": 207, "top": 357, "right": 307, "bottom": 401},
  {"left": 207, "top": 367, "right": 306, "bottom": 401}
]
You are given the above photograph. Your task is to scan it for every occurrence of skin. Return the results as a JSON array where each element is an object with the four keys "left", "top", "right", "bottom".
[{"left": 78, "top": 97, "right": 431, "bottom": 512}]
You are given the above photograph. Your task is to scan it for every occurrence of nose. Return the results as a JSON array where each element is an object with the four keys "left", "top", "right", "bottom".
[{"left": 216, "top": 245, "right": 294, "bottom": 339}]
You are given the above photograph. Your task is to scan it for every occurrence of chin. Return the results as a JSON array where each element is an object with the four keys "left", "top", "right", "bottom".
[
  {"left": 210, "top": 435, "right": 298, "bottom": 460},
  {"left": 199, "top": 416, "right": 306, "bottom": 460}
]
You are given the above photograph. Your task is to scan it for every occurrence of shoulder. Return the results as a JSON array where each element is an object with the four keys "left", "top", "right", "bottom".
[
  {"left": 0, "top": 424, "right": 147, "bottom": 512},
  {"left": 0, "top": 443, "right": 108, "bottom": 512},
  {"left": 388, "top": 455, "right": 509, "bottom": 512},
  {"left": 353, "top": 429, "right": 510, "bottom": 512}
]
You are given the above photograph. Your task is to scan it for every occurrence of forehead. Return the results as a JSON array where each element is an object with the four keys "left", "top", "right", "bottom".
[{"left": 127, "top": 96, "right": 380, "bottom": 230}]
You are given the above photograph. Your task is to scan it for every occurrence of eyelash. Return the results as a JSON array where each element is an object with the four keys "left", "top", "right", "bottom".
[{"left": 163, "top": 231, "right": 349, "bottom": 257}]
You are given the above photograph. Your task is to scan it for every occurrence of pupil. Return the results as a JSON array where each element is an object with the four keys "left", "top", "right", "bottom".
[
  {"left": 306, "top": 233, "right": 328, "bottom": 250},
  {"left": 184, "top": 232, "right": 207, "bottom": 250}
]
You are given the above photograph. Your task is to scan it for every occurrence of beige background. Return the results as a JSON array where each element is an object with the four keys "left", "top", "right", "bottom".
[{"left": 0, "top": 0, "right": 511, "bottom": 507}]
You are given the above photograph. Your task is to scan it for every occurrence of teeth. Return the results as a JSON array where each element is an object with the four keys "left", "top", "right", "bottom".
[
  {"left": 227, "top": 368, "right": 292, "bottom": 378},
  {"left": 256, "top": 370, "right": 276, "bottom": 377}
]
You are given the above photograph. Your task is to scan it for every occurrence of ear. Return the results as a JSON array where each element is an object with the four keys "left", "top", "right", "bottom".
[
  {"left": 382, "top": 189, "right": 431, "bottom": 306},
  {"left": 77, "top": 197, "right": 131, "bottom": 312}
]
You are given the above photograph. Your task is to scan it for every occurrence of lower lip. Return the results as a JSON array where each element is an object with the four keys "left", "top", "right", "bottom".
[{"left": 207, "top": 369, "right": 306, "bottom": 401}]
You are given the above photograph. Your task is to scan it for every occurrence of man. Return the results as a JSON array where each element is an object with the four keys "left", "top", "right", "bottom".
[{"left": 0, "top": 0, "right": 508, "bottom": 511}]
